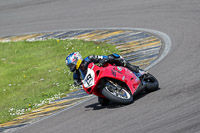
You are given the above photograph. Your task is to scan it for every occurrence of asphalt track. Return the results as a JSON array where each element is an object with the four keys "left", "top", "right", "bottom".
[{"left": 1, "top": 0, "right": 200, "bottom": 133}]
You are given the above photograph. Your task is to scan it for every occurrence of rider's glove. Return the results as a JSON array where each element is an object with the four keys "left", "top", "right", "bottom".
[{"left": 99, "top": 59, "right": 108, "bottom": 66}]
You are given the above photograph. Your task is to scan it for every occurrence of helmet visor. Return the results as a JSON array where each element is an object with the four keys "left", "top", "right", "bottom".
[{"left": 67, "top": 63, "right": 76, "bottom": 72}]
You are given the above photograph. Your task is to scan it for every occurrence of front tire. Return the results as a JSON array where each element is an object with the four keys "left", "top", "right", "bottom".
[{"left": 101, "top": 80, "right": 133, "bottom": 105}]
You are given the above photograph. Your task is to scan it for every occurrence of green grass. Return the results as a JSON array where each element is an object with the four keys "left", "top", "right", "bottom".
[{"left": 0, "top": 39, "right": 119, "bottom": 123}]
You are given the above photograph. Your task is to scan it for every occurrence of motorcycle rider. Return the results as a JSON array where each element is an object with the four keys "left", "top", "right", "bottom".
[{"left": 66, "top": 52, "right": 145, "bottom": 86}]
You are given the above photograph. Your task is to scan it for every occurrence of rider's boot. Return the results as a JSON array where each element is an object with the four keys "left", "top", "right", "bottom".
[
  {"left": 125, "top": 62, "right": 148, "bottom": 78},
  {"left": 125, "top": 62, "right": 139, "bottom": 73}
]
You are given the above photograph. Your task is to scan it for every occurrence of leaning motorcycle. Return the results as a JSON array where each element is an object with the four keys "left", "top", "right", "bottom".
[{"left": 81, "top": 62, "right": 159, "bottom": 106}]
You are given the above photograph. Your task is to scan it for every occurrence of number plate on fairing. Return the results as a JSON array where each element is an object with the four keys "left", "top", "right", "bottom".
[{"left": 82, "top": 68, "right": 95, "bottom": 88}]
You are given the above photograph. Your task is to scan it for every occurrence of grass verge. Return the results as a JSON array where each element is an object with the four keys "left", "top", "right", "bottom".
[{"left": 0, "top": 39, "right": 119, "bottom": 124}]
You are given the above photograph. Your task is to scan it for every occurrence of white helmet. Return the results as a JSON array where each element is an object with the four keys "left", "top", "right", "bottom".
[{"left": 66, "top": 52, "right": 82, "bottom": 72}]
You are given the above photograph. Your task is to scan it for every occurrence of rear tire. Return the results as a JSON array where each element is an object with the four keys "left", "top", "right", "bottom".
[
  {"left": 101, "top": 80, "right": 133, "bottom": 105},
  {"left": 144, "top": 73, "right": 159, "bottom": 92}
]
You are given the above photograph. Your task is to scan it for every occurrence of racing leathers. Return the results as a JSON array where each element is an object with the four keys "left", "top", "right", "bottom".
[{"left": 72, "top": 53, "right": 140, "bottom": 86}]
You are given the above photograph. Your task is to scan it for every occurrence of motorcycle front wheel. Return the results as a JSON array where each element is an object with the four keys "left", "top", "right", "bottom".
[{"left": 101, "top": 80, "right": 133, "bottom": 105}]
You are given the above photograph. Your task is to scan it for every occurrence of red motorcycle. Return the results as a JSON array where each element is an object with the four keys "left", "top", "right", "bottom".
[{"left": 81, "top": 62, "right": 159, "bottom": 105}]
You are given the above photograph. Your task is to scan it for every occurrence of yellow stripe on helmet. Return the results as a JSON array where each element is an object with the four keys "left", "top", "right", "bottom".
[{"left": 76, "top": 59, "right": 82, "bottom": 70}]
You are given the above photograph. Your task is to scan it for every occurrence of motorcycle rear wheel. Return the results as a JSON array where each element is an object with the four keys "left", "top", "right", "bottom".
[
  {"left": 144, "top": 73, "right": 159, "bottom": 92},
  {"left": 101, "top": 80, "right": 133, "bottom": 105}
]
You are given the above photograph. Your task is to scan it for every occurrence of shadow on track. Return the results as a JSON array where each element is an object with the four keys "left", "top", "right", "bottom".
[{"left": 85, "top": 88, "right": 160, "bottom": 111}]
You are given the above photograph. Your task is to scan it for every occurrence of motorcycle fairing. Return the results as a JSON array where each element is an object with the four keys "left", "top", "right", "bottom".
[
  {"left": 82, "top": 63, "right": 141, "bottom": 96},
  {"left": 98, "top": 66, "right": 141, "bottom": 95}
]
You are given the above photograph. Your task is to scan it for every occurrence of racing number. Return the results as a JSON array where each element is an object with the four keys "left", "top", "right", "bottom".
[{"left": 86, "top": 74, "right": 93, "bottom": 86}]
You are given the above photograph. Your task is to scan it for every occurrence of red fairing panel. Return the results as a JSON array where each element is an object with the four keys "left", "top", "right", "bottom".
[
  {"left": 82, "top": 63, "right": 141, "bottom": 96},
  {"left": 96, "top": 65, "right": 141, "bottom": 95}
]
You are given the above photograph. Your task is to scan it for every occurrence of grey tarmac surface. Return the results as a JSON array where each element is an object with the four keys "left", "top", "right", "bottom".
[{"left": 1, "top": 0, "right": 200, "bottom": 133}]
